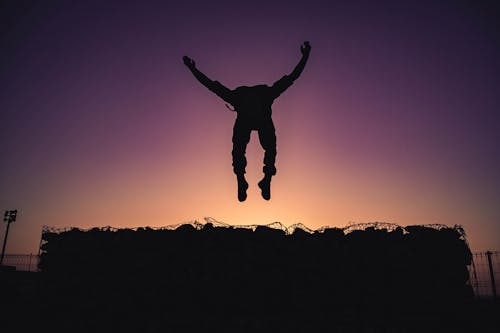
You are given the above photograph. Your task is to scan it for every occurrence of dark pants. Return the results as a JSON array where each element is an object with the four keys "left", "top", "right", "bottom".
[{"left": 232, "top": 119, "right": 277, "bottom": 176}]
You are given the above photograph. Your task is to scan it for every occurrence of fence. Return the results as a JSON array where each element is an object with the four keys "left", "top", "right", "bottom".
[
  {"left": 2, "top": 254, "right": 39, "bottom": 272},
  {"left": 469, "top": 251, "right": 499, "bottom": 298},
  {"left": 2, "top": 251, "right": 499, "bottom": 298}
]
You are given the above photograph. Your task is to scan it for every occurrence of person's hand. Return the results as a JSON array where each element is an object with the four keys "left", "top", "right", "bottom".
[
  {"left": 183, "top": 56, "right": 196, "bottom": 69},
  {"left": 300, "top": 41, "right": 311, "bottom": 56}
]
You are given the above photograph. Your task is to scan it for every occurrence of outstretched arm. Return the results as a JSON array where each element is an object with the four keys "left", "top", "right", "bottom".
[
  {"left": 271, "top": 41, "right": 311, "bottom": 98},
  {"left": 183, "top": 56, "right": 234, "bottom": 104}
]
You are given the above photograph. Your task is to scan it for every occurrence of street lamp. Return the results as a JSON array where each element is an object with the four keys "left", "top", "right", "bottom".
[{"left": 0, "top": 209, "right": 17, "bottom": 266}]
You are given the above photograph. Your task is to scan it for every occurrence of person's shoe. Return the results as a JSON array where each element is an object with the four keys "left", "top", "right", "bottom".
[
  {"left": 237, "top": 176, "right": 249, "bottom": 202},
  {"left": 258, "top": 178, "right": 271, "bottom": 200}
]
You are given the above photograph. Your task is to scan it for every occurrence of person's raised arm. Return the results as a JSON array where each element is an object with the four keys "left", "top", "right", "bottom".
[
  {"left": 183, "top": 56, "right": 234, "bottom": 104},
  {"left": 289, "top": 41, "right": 311, "bottom": 81},
  {"left": 271, "top": 41, "right": 311, "bottom": 98}
]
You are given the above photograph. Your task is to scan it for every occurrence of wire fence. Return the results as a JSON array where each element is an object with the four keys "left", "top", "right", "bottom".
[
  {"left": 2, "top": 253, "right": 39, "bottom": 272},
  {"left": 2, "top": 251, "right": 499, "bottom": 298},
  {"left": 469, "top": 251, "right": 499, "bottom": 298}
]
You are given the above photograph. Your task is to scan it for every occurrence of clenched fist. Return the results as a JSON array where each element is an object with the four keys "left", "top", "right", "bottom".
[
  {"left": 300, "top": 41, "right": 311, "bottom": 56},
  {"left": 183, "top": 56, "right": 196, "bottom": 69}
]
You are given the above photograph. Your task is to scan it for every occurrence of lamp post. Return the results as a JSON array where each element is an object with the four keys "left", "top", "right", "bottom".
[{"left": 0, "top": 209, "right": 17, "bottom": 266}]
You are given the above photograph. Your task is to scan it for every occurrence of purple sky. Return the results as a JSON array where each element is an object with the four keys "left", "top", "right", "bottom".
[{"left": 1, "top": 0, "right": 499, "bottom": 253}]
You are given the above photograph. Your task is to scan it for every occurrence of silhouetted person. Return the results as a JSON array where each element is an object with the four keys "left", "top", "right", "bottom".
[{"left": 183, "top": 41, "right": 311, "bottom": 201}]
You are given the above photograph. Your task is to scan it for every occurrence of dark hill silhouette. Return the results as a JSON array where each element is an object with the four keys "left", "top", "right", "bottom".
[{"left": 23, "top": 221, "right": 485, "bottom": 332}]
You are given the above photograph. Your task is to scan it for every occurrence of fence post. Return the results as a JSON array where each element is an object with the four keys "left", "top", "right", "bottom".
[
  {"left": 486, "top": 251, "right": 497, "bottom": 298},
  {"left": 0, "top": 219, "right": 12, "bottom": 265}
]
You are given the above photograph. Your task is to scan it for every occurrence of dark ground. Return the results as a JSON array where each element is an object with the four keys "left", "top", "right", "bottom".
[
  {"left": 2, "top": 224, "right": 497, "bottom": 333},
  {"left": 1, "top": 270, "right": 499, "bottom": 333}
]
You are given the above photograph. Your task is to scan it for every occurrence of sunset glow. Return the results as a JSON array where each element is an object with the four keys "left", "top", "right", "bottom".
[{"left": 1, "top": 0, "right": 499, "bottom": 253}]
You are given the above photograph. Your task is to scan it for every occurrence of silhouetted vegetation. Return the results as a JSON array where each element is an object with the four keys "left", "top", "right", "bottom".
[{"left": 10, "top": 222, "right": 486, "bottom": 332}]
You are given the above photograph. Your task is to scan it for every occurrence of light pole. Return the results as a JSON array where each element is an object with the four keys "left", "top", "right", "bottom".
[{"left": 0, "top": 209, "right": 17, "bottom": 266}]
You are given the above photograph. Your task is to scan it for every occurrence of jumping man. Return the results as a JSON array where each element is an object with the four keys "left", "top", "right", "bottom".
[{"left": 183, "top": 41, "right": 311, "bottom": 201}]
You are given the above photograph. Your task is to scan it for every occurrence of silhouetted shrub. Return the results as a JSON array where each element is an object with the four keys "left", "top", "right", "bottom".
[{"left": 37, "top": 223, "right": 473, "bottom": 331}]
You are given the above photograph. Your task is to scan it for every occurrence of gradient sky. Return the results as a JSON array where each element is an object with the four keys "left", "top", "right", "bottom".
[{"left": 1, "top": 0, "right": 499, "bottom": 253}]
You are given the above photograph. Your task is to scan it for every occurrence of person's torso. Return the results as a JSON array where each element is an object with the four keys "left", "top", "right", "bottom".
[{"left": 232, "top": 85, "right": 274, "bottom": 128}]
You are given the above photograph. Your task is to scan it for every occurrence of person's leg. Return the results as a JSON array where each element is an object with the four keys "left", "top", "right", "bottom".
[
  {"left": 257, "top": 121, "right": 277, "bottom": 200},
  {"left": 232, "top": 121, "right": 251, "bottom": 201}
]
